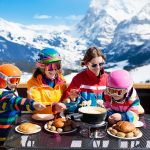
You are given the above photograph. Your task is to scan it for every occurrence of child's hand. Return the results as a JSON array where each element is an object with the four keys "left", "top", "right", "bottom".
[
  {"left": 108, "top": 113, "right": 122, "bottom": 125},
  {"left": 69, "top": 89, "right": 80, "bottom": 101},
  {"left": 52, "top": 102, "right": 66, "bottom": 113},
  {"left": 33, "top": 102, "right": 46, "bottom": 110}
]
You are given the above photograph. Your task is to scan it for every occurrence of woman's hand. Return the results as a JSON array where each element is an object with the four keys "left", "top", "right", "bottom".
[
  {"left": 80, "top": 100, "right": 91, "bottom": 107},
  {"left": 52, "top": 102, "right": 66, "bottom": 113},
  {"left": 33, "top": 102, "right": 46, "bottom": 110},
  {"left": 108, "top": 113, "right": 122, "bottom": 125},
  {"left": 69, "top": 89, "right": 80, "bottom": 101}
]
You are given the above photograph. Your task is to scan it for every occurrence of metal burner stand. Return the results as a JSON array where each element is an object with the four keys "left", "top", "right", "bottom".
[{"left": 79, "top": 121, "right": 108, "bottom": 139}]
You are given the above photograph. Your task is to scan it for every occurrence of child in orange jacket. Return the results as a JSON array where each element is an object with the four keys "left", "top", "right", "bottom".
[{"left": 27, "top": 48, "right": 67, "bottom": 114}]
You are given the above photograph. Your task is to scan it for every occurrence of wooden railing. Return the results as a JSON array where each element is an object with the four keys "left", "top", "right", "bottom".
[
  {"left": 133, "top": 83, "right": 150, "bottom": 89},
  {"left": 17, "top": 83, "right": 150, "bottom": 114},
  {"left": 18, "top": 83, "right": 150, "bottom": 89}
]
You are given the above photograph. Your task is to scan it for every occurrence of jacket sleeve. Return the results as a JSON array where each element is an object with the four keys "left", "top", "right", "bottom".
[
  {"left": 63, "top": 75, "right": 81, "bottom": 100},
  {"left": 121, "top": 98, "right": 140, "bottom": 123},
  {"left": 62, "top": 75, "right": 82, "bottom": 112},
  {"left": 0, "top": 94, "right": 35, "bottom": 112},
  {"left": 103, "top": 94, "right": 112, "bottom": 109},
  {"left": 27, "top": 86, "right": 42, "bottom": 102}
]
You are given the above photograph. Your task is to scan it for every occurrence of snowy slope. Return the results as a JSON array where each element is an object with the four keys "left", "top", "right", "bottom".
[{"left": 20, "top": 64, "right": 150, "bottom": 84}]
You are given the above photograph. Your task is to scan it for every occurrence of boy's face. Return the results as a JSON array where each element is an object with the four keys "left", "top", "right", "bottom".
[
  {"left": 7, "top": 83, "right": 18, "bottom": 90},
  {"left": 7, "top": 77, "right": 20, "bottom": 90}
]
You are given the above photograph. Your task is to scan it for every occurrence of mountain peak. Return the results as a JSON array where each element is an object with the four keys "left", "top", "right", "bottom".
[
  {"left": 89, "top": 0, "right": 150, "bottom": 22},
  {"left": 137, "top": 3, "right": 150, "bottom": 20}
]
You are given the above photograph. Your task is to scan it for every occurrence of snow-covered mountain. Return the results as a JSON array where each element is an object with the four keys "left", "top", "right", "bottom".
[
  {"left": 104, "top": 3, "right": 150, "bottom": 70},
  {"left": 77, "top": 0, "right": 150, "bottom": 47},
  {"left": 0, "top": 18, "right": 86, "bottom": 72},
  {"left": 0, "top": 0, "right": 150, "bottom": 82}
]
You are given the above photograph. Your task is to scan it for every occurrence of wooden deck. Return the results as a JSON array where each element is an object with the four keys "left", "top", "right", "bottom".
[{"left": 17, "top": 83, "right": 150, "bottom": 114}]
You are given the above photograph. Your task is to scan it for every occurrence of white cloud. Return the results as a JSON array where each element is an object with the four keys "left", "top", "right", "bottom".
[
  {"left": 33, "top": 14, "right": 83, "bottom": 21},
  {"left": 34, "top": 14, "right": 52, "bottom": 19},
  {"left": 65, "top": 15, "right": 83, "bottom": 21}
]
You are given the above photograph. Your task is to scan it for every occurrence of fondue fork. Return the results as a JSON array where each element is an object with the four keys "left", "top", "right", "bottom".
[
  {"left": 79, "top": 94, "right": 87, "bottom": 102},
  {"left": 79, "top": 93, "right": 88, "bottom": 107},
  {"left": 96, "top": 99, "right": 105, "bottom": 108}
]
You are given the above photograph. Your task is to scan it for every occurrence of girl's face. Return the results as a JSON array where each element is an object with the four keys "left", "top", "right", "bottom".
[
  {"left": 112, "top": 95, "right": 124, "bottom": 100},
  {"left": 86, "top": 56, "right": 104, "bottom": 76},
  {"left": 105, "top": 87, "right": 127, "bottom": 101},
  {"left": 44, "top": 61, "right": 61, "bottom": 79},
  {"left": 45, "top": 69, "right": 57, "bottom": 79}
]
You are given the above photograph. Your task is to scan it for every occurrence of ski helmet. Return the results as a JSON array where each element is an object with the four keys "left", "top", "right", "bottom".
[
  {"left": 107, "top": 70, "right": 133, "bottom": 90},
  {"left": 37, "top": 48, "right": 61, "bottom": 64},
  {"left": 0, "top": 64, "right": 22, "bottom": 88}
]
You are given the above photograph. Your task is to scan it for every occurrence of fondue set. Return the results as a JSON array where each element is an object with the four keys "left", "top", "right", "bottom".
[{"left": 71, "top": 106, "right": 108, "bottom": 139}]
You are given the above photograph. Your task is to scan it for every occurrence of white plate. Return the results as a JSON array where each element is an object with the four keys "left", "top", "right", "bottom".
[
  {"left": 135, "top": 121, "right": 144, "bottom": 128},
  {"left": 15, "top": 124, "right": 41, "bottom": 134},
  {"left": 107, "top": 129, "right": 142, "bottom": 140},
  {"left": 44, "top": 124, "right": 77, "bottom": 134},
  {"left": 31, "top": 114, "right": 54, "bottom": 121}
]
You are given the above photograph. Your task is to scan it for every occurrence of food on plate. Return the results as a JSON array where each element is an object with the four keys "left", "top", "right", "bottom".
[
  {"left": 54, "top": 117, "right": 66, "bottom": 122},
  {"left": 32, "top": 114, "right": 54, "bottom": 121},
  {"left": 46, "top": 118, "right": 76, "bottom": 133},
  {"left": 57, "top": 128, "right": 63, "bottom": 133},
  {"left": 53, "top": 120, "right": 65, "bottom": 128},
  {"left": 110, "top": 128, "right": 118, "bottom": 135},
  {"left": 108, "top": 121, "right": 141, "bottom": 138},
  {"left": 133, "top": 128, "right": 140, "bottom": 137},
  {"left": 126, "top": 132, "right": 134, "bottom": 138},
  {"left": 50, "top": 126, "right": 56, "bottom": 131},
  {"left": 114, "top": 121, "right": 135, "bottom": 133},
  {"left": 117, "top": 132, "right": 126, "bottom": 138},
  {"left": 18, "top": 122, "right": 40, "bottom": 133},
  {"left": 63, "top": 125, "right": 72, "bottom": 132}
]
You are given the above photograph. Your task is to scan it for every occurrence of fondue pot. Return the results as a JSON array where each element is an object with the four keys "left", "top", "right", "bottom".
[{"left": 71, "top": 106, "right": 107, "bottom": 124}]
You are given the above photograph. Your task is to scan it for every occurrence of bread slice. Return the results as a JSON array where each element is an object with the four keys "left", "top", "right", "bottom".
[
  {"left": 114, "top": 121, "right": 135, "bottom": 133},
  {"left": 18, "top": 122, "right": 40, "bottom": 133}
]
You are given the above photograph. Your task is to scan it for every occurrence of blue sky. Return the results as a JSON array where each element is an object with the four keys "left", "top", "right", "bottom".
[{"left": 0, "top": 0, "right": 91, "bottom": 25}]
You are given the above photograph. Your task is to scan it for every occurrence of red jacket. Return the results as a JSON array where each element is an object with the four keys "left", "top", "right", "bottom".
[{"left": 64, "top": 68, "right": 108, "bottom": 112}]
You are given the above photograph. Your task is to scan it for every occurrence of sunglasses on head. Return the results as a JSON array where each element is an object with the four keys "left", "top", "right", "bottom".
[
  {"left": 90, "top": 62, "right": 104, "bottom": 68},
  {"left": 0, "top": 72, "right": 20, "bottom": 85},
  {"left": 106, "top": 87, "right": 127, "bottom": 97},
  {"left": 47, "top": 61, "right": 61, "bottom": 71}
]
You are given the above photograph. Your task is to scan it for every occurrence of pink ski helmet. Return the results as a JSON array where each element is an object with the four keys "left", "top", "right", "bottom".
[{"left": 107, "top": 70, "right": 133, "bottom": 91}]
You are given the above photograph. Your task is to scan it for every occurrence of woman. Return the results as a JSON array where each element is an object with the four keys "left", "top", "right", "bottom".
[
  {"left": 64, "top": 46, "right": 108, "bottom": 112},
  {"left": 27, "top": 48, "right": 67, "bottom": 114}
]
